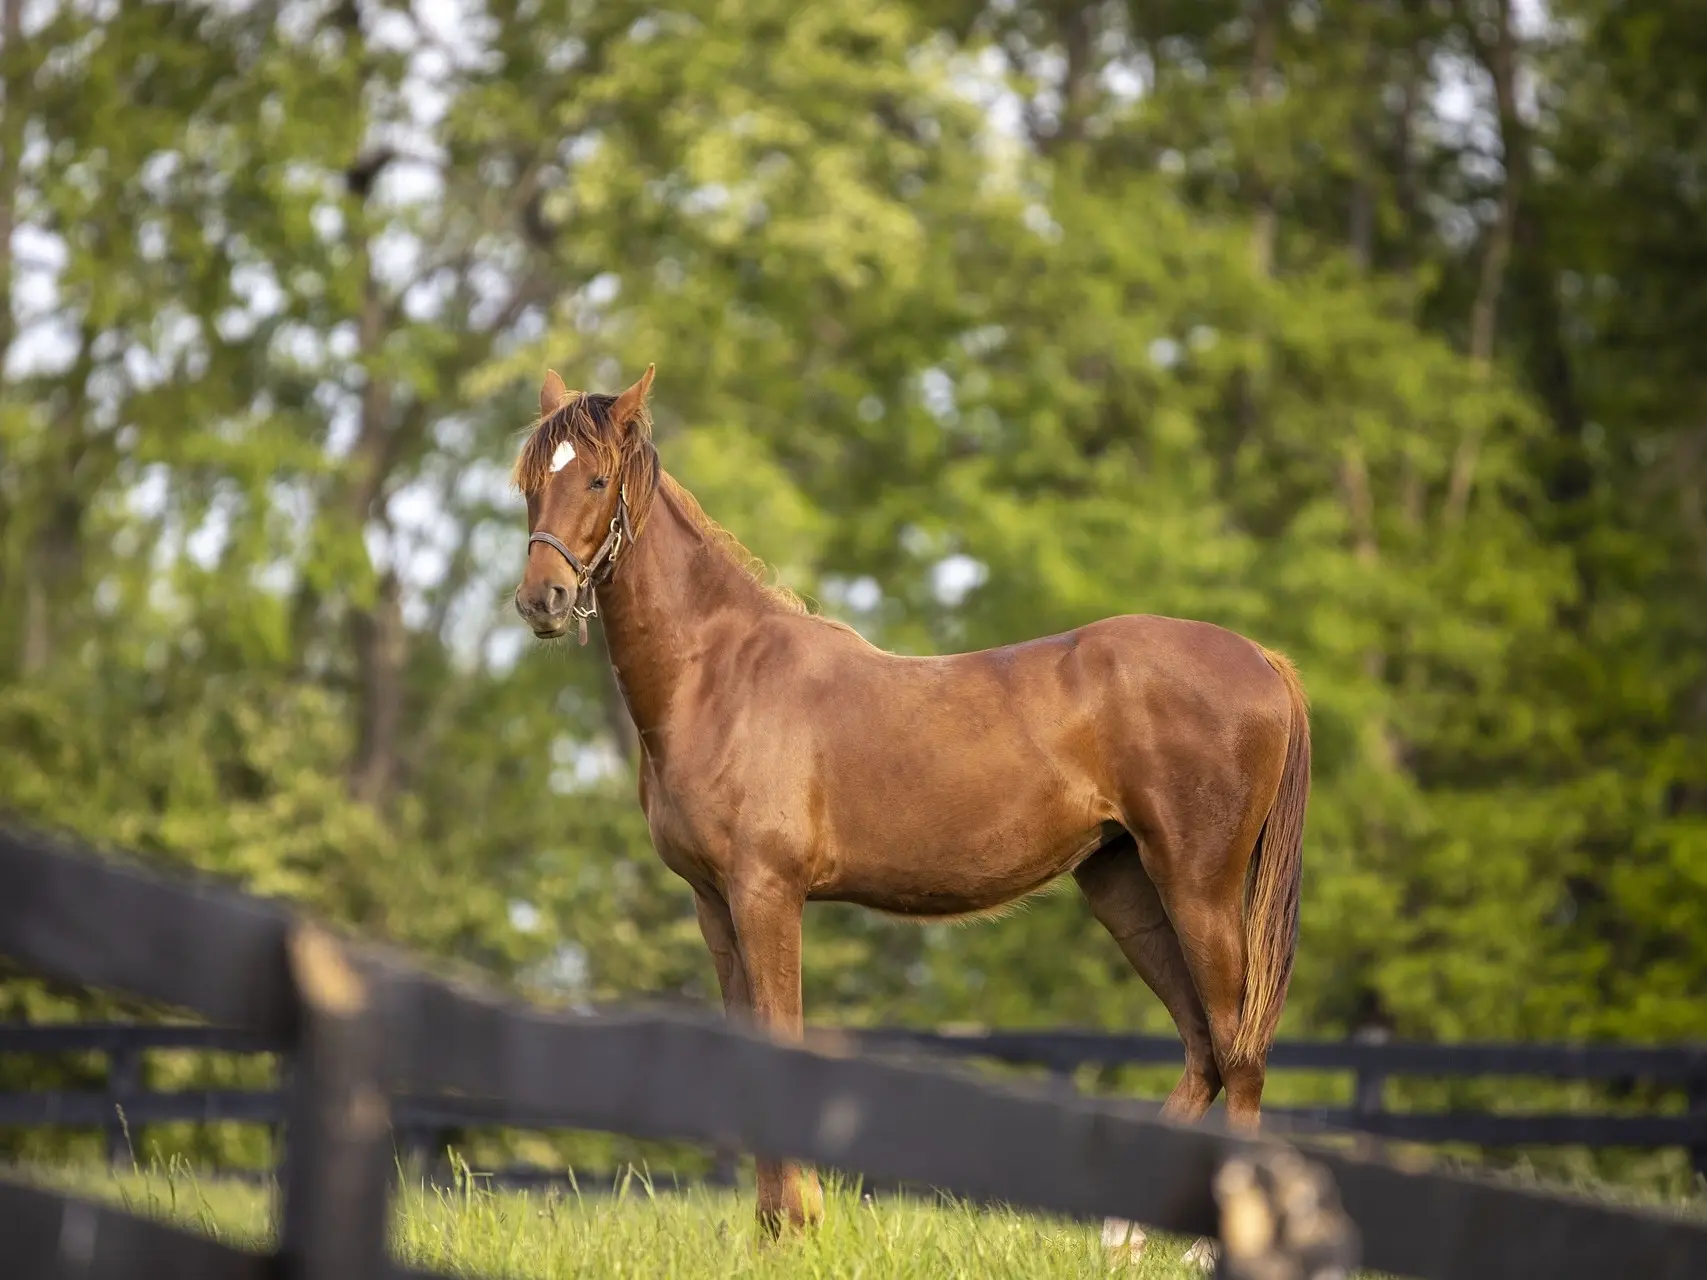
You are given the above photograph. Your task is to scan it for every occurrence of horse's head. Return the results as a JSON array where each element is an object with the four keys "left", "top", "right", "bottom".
[{"left": 512, "top": 364, "right": 657, "bottom": 641}]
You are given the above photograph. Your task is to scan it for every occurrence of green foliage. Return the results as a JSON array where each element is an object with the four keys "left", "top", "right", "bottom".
[{"left": 1, "top": 0, "right": 1705, "bottom": 1185}]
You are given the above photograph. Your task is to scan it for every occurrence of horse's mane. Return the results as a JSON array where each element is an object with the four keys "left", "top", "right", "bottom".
[
  {"left": 513, "top": 392, "right": 858, "bottom": 635},
  {"left": 512, "top": 391, "right": 649, "bottom": 497},
  {"left": 654, "top": 473, "right": 825, "bottom": 618}
]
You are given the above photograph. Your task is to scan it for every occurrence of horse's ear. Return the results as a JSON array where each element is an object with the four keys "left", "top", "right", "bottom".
[
  {"left": 611, "top": 364, "right": 655, "bottom": 437},
  {"left": 540, "top": 369, "right": 570, "bottom": 418}
]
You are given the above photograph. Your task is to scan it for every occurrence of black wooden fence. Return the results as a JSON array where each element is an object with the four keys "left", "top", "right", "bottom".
[
  {"left": 5, "top": 1020, "right": 1707, "bottom": 1187},
  {"left": 853, "top": 1026, "right": 1707, "bottom": 1171},
  {"left": 3, "top": 822, "right": 1707, "bottom": 1280}
]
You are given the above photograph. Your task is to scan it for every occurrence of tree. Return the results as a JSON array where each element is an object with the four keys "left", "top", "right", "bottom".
[{"left": 2, "top": 0, "right": 1703, "bottom": 1191}]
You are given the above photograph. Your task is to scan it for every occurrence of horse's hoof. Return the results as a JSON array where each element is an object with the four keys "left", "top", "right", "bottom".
[
  {"left": 1181, "top": 1237, "right": 1219, "bottom": 1269},
  {"left": 755, "top": 1188, "right": 824, "bottom": 1238},
  {"left": 794, "top": 1175, "right": 825, "bottom": 1227},
  {"left": 1101, "top": 1217, "right": 1147, "bottom": 1265}
]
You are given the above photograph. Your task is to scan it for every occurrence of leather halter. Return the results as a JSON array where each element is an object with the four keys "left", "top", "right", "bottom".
[{"left": 527, "top": 485, "right": 633, "bottom": 646}]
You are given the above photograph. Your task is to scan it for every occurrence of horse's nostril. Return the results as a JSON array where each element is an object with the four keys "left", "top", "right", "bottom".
[{"left": 516, "top": 584, "right": 571, "bottom": 623}]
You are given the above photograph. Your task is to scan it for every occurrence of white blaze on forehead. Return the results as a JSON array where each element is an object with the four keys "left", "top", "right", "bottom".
[{"left": 549, "top": 440, "right": 576, "bottom": 473}]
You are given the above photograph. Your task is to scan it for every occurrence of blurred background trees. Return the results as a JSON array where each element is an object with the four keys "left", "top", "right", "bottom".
[{"left": 1, "top": 0, "right": 1704, "bottom": 1173}]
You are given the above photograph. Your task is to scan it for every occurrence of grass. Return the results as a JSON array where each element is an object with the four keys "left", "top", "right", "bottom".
[
  {"left": 19, "top": 1155, "right": 1211, "bottom": 1279},
  {"left": 19, "top": 1150, "right": 1704, "bottom": 1278}
]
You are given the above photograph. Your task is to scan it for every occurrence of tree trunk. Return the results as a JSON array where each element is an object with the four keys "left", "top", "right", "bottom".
[
  {"left": 1390, "top": 25, "right": 1426, "bottom": 524},
  {"left": 1390, "top": 46, "right": 1421, "bottom": 265},
  {"left": 1446, "top": 0, "right": 1525, "bottom": 524},
  {"left": 1246, "top": 0, "right": 1280, "bottom": 275},
  {"left": 1053, "top": 2, "right": 1096, "bottom": 153},
  {"left": 1, "top": 0, "right": 25, "bottom": 666},
  {"left": 350, "top": 571, "right": 406, "bottom": 807},
  {"left": 343, "top": 244, "right": 408, "bottom": 806},
  {"left": 0, "top": 0, "right": 19, "bottom": 365},
  {"left": 20, "top": 346, "right": 92, "bottom": 677},
  {"left": 1227, "top": 0, "right": 1280, "bottom": 485}
]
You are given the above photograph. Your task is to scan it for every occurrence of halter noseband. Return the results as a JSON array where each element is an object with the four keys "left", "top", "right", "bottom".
[{"left": 527, "top": 485, "right": 633, "bottom": 646}]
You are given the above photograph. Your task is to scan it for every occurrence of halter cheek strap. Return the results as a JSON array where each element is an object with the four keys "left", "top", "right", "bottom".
[{"left": 527, "top": 486, "right": 633, "bottom": 646}]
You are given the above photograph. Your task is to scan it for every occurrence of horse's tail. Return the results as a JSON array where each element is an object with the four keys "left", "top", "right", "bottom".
[{"left": 1229, "top": 647, "right": 1312, "bottom": 1066}]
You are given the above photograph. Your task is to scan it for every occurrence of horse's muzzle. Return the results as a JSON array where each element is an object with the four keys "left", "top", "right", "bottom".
[{"left": 515, "top": 583, "right": 573, "bottom": 636}]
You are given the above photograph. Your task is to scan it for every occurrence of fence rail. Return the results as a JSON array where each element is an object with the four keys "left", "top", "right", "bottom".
[
  {"left": 3, "top": 822, "right": 1707, "bottom": 1280},
  {"left": 5, "top": 1020, "right": 1707, "bottom": 1178},
  {"left": 852, "top": 1024, "right": 1707, "bottom": 1079}
]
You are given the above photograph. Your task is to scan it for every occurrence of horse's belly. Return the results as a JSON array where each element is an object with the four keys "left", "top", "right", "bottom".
[{"left": 813, "top": 819, "right": 1121, "bottom": 918}]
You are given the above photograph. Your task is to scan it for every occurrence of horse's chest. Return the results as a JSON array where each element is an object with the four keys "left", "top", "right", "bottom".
[
  {"left": 638, "top": 766, "right": 730, "bottom": 886},
  {"left": 640, "top": 730, "right": 814, "bottom": 879}
]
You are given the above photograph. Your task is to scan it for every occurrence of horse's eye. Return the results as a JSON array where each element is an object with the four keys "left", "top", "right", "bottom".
[{"left": 589, "top": 476, "right": 610, "bottom": 491}]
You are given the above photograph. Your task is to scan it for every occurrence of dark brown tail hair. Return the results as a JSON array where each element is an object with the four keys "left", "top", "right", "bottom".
[{"left": 1230, "top": 648, "right": 1312, "bottom": 1065}]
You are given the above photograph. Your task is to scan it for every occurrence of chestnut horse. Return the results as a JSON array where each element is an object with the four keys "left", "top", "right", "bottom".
[{"left": 512, "top": 367, "right": 1310, "bottom": 1260}]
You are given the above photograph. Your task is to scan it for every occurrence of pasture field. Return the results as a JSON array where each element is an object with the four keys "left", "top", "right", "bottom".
[
  {"left": 22, "top": 1154, "right": 1705, "bottom": 1278},
  {"left": 20, "top": 1157, "right": 1220, "bottom": 1279}
]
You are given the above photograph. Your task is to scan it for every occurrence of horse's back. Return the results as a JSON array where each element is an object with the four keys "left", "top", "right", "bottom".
[
  {"left": 796, "top": 611, "right": 1286, "bottom": 718},
  {"left": 740, "top": 608, "right": 1290, "bottom": 800}
]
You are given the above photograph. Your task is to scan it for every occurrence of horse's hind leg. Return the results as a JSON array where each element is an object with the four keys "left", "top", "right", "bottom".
[
  {"left": 1145, "top": 843, "right": 1270, "bottom": 1133},
  {"left": 1115, "top": 789, "right": 1278, "bottom": 1272},
  {"left": 1074, "top": 836, "right": 1222, "bottom": 1268},
  {"left": 1074, "top": 837, "right": 1222, "bottom": 1118}
]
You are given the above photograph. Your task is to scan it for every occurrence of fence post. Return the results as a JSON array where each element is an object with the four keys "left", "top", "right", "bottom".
[
  {"left": 392, "top": 1119, "right": 457, "bottom": 1184},
  {"left": 105, "top": 1039, "right": 140, "bottom": 1167},
  {"left": 1349, "top": 1024, "right": 1390, "bottom": 1158},
  {"left": 272, "top": 1057, "right": 291, "bottom": 1171},
  {"left": 1046, "top": 1044, "right": 1080, "bottom": 1097},
  {"left": 1689, "top": 1070, "right": 1707, "bottom": 1186},
  {"left": 709, "top": 1145, "right": 740, "bottom": 1189},
  {"left": 1213, "top": 1145, "right": 1359, "bottom": 1280},
  {"left": 277, "top": 924, "right": 395, "bottom": 1280},
  {"left": 395, "top": 1122, "right": 427, "bottom": 1181}
]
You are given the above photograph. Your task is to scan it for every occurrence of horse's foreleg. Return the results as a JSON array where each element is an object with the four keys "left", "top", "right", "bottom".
[
  {"left": 694, "top": 890, "right": 751, "bottom": 1190},
  {"left": 694, "top": 889, "right": 751, "bottom": 1016},
  {"left": 727, "top": 875, "right": 823, "bottom": 1234}
]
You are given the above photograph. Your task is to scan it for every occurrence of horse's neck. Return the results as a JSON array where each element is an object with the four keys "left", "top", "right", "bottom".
[{"left": 598, "top": 480, "right": 766, "bottom": 748}]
